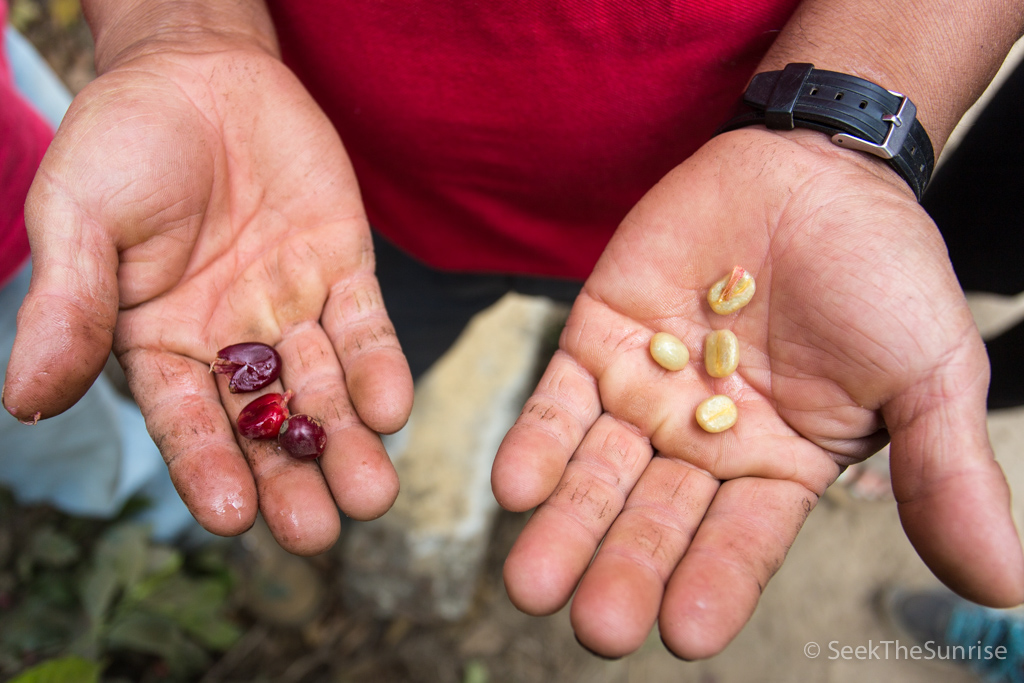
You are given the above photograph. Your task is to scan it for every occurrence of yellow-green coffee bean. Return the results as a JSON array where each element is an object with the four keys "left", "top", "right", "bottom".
[
  {"left": 650, "top": 332, "right": 689, "bottom": 371},
  {"left": 708, "top": 266, "right": 755, "bottom": 315},
  {"left": 695, "top": 394, "right": 738, "bottom": 433},
  {"left": 704, "top": 329, "right": 739, "bottom": 378}
]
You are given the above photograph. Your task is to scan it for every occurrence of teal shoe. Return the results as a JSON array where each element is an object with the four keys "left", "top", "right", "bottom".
[{"left": 883, "top": 587, "right": 1024, "bottom": 683}]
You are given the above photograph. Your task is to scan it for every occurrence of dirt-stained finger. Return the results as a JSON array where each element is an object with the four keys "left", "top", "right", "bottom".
[
  {"left": 321, "top": 268, "right": 413, "bottom": 435},
  {"left": 277, "top": 323, "right": 399, "bottom": 521},
  {"left": 570, "top": 457, "right": 720, "bottom": 658},
  {"left": 119, "top": 347, "right": 259, "bottom": 538},
  {"left": 492, "top": 349, "right": 604, "bottom": 512},
  {"left": 503, "top": 414, "right": 653, "bottom": 616},
  {"left": 658, "top": 477, "right": 818, "bottom": 660}
]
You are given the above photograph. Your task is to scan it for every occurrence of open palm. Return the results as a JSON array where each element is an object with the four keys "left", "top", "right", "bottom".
[
  {"left": 493, "top": 128, "right": 1024, "bottom": 658},
  {"left": 4, "top": 47, "right": 413, "bottom": 554}
]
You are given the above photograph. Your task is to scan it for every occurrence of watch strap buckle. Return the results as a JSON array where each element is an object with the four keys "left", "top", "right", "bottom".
[
  {"left": 831, "top": 91, "right": 916, "bottom": 161},
  {"left": 718, "top": 64, "right": 935, "bottom": 201}
]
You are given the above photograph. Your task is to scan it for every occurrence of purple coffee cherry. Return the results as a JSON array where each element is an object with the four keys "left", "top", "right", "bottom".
[
  {"left": 278, "top": 414, "right": 327, "bottom": 460},
  {"left": 236, "top": 391, "right": 292, "bottom": 440},
  {"left": 211, "top": 342, "right": 281, "bottom": 393}
]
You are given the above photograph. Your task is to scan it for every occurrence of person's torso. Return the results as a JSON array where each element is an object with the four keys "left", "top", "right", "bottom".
[{"left": 265, "top": 0, "right": 799, "bottom": 278}]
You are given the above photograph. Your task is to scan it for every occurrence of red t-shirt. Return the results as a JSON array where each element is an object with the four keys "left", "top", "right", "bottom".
[
  {"left": 266, "top": 0, "right": 798, "bottom": 279},
  {"left": 0, "top": 3, "right": 52, "bottom": 289}
]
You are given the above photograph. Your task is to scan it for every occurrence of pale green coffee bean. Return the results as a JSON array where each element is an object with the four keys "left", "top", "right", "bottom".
[
  {"left": 704, "top": 329, "right": 739, "bottom": 378},
  {"left": 650, "top": 332, "right": 689, "bottom": 371},
  {"left": 695, "top": 394, "right": 738, "bottom": 433},
  {"left": 708, "top": 266, "right": 755, "bottom": 314}
]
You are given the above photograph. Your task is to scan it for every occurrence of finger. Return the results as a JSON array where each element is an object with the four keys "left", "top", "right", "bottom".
[
  {"left": 234, "top": 437, "right": 340, "bottom": 556},
  {"left": 4, "top": 183, "right": 119, "bottom": 421},
  {"left": 250, "top": 215, "right": 413, "bottom": 437},
  {"left": 118, "top": 347, "right": 259, "bottom": 538},
  {"left": 491, "top": 349, "right": 603, "bottom": 512},
  {"left": 570, "top": 457, "right": 720, "bottom": 658},
  {"left": 503, "top": 414, "right": 653, "bottom": 615},
  {"left": 277, "top": 325, "right": 399, "bottom": 521},
  {"left": 659, "top": 477, "right": 817, "bottom": 660},
  {"left": 322, "top": 265, "right": 413, "bottom": 435},
  {"left": 214, "top": 374, "right": 342, "bottom": 555},
  {"left": 887, "top": 360, "right": 1024, "bottom": 607}
]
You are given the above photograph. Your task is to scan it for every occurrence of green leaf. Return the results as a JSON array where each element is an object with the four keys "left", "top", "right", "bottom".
[
  {"left": 188, "top": 543, "right": 235, "bottom": 584},
  {"left": 28, "top": 529, "right": 80, "bottom": 568},
  {"left": 77, "top": 562, "right": 118, "bottom": 628},
  {"left": 77, "top": 523, "right": 149, "bottom": 629},
  {"left": 144, "top": 546, "right": 182, "bottom": 579},
  {"left": 0, "top": 593, "right": 82, "bottom": 654},
  {"left": 64, "top": 629, "right": 100, "bottom": 663},
  {"left": 17, "top": 552, "right": 34, "bottom": 581},
  {"left": 104, "top": 612, "right": 210, "bottom": 676},
  {"left": 9, "top": 656, "right": 100, "bottom": 683},
  {"left": 30, "top": 570, "right": 79, "bottom": 609},
  {"left": 136, "top": 574, "right": 242, "bottom": 650},
  {"left": 94, "top": 524, "right": 148, "bottom": 589},
  {"left": 78, "top": 523, "right": 150, "bottom": 624},
  {"left": 125, "top": 546, "right": 182, "bottom": 605}
]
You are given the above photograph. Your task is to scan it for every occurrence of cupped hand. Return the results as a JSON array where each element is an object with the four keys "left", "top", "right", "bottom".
[
  {"left": 492, "top": 128, "right": 1024, "bottom": 658},
  {"left": 2, "top": 45, "right": 413, "bottom": 554}
]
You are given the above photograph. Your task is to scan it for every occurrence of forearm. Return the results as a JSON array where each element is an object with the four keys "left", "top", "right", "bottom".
[
  {"left": 759, "top": 0, "right": 1024, "bottom": 156},
  {"left": 82, "top": 0, "right": 279, "bottom": 73}
]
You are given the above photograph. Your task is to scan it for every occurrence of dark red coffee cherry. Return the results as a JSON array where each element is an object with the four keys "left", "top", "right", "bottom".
[
  {"left": 278, "top": 414, "right": 327, "bottom": 460},
  {"left": 236, "top": 391, "right": 292, "bottom": 440},
  {"left": 211, "top": 342, "right": 281, "bottom": 393}
]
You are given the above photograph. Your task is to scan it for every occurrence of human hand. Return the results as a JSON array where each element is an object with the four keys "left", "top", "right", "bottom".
[
  {"left": 492, "top": 128, "right": 1024, "bottom": 658},
  {"left": 2, "top": 40, "right": 413, "bottom": 554}
]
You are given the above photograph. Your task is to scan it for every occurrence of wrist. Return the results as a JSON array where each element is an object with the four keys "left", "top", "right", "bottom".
[
  {"left": 720, "top": 126, "right": 919, "bottom": 200},
  {"left": 83, "top": 0, "right": 279, "bottom": 73},
  {"left": 756, "top": 0, "right": 1024, "bottom": 156},
  {"left": 717, "top": 64, "right": 934, "bottom": 200}
]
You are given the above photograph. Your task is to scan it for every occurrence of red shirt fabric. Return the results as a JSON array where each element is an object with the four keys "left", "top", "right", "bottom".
[
  {"left": 267, "top": 0, "right": 799, "bottom": 279},
  {"left": 0, "top": 3, "right": 52, "bottom": 289}
]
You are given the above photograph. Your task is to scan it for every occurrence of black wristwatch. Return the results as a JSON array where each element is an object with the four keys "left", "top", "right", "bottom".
[{"left": 716, "top": 63, "right": 934, "bottom": 201}]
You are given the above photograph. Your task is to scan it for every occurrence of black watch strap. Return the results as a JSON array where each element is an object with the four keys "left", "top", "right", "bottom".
[{"left": 716, "top": 63, "right": 934, "bottom": 201}]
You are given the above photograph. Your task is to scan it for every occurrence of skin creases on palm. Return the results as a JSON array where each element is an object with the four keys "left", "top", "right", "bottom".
[
  {"left": 6, "top": 48, "right": 413, "bottom": 554},
  {"left": 493, "top": 128, "right": 1015, "bottom": 659},
  {"left": 556, "top": 128, "right": 968, "bottom": 492}
]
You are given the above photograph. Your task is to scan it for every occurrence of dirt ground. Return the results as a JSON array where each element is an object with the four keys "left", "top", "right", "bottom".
[
  {"left": 9, "top": 6, "right": 1024, "bottom": 682},
  {"left": 190, "top": 357, "right": 1024, "bottom": 683}
]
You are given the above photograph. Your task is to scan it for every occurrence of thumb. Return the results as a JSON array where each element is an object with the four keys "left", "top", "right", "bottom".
[
  {"left": 3, "top": 176, "right": 119, "bottom": 422},
  {"left": 887, "top": 353, "right": 1024, "bottom": 607}
]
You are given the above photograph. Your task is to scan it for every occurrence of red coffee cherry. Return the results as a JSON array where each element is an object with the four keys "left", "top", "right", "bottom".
[
  {"left": 211, "top": 342, "right": 282, "bottom": 393},
  {"left": 278, "top": 414, "right": 327, "bottom": 460},
  {"left": 236, "top": 391, "right": 293, "bottom": 440}
]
